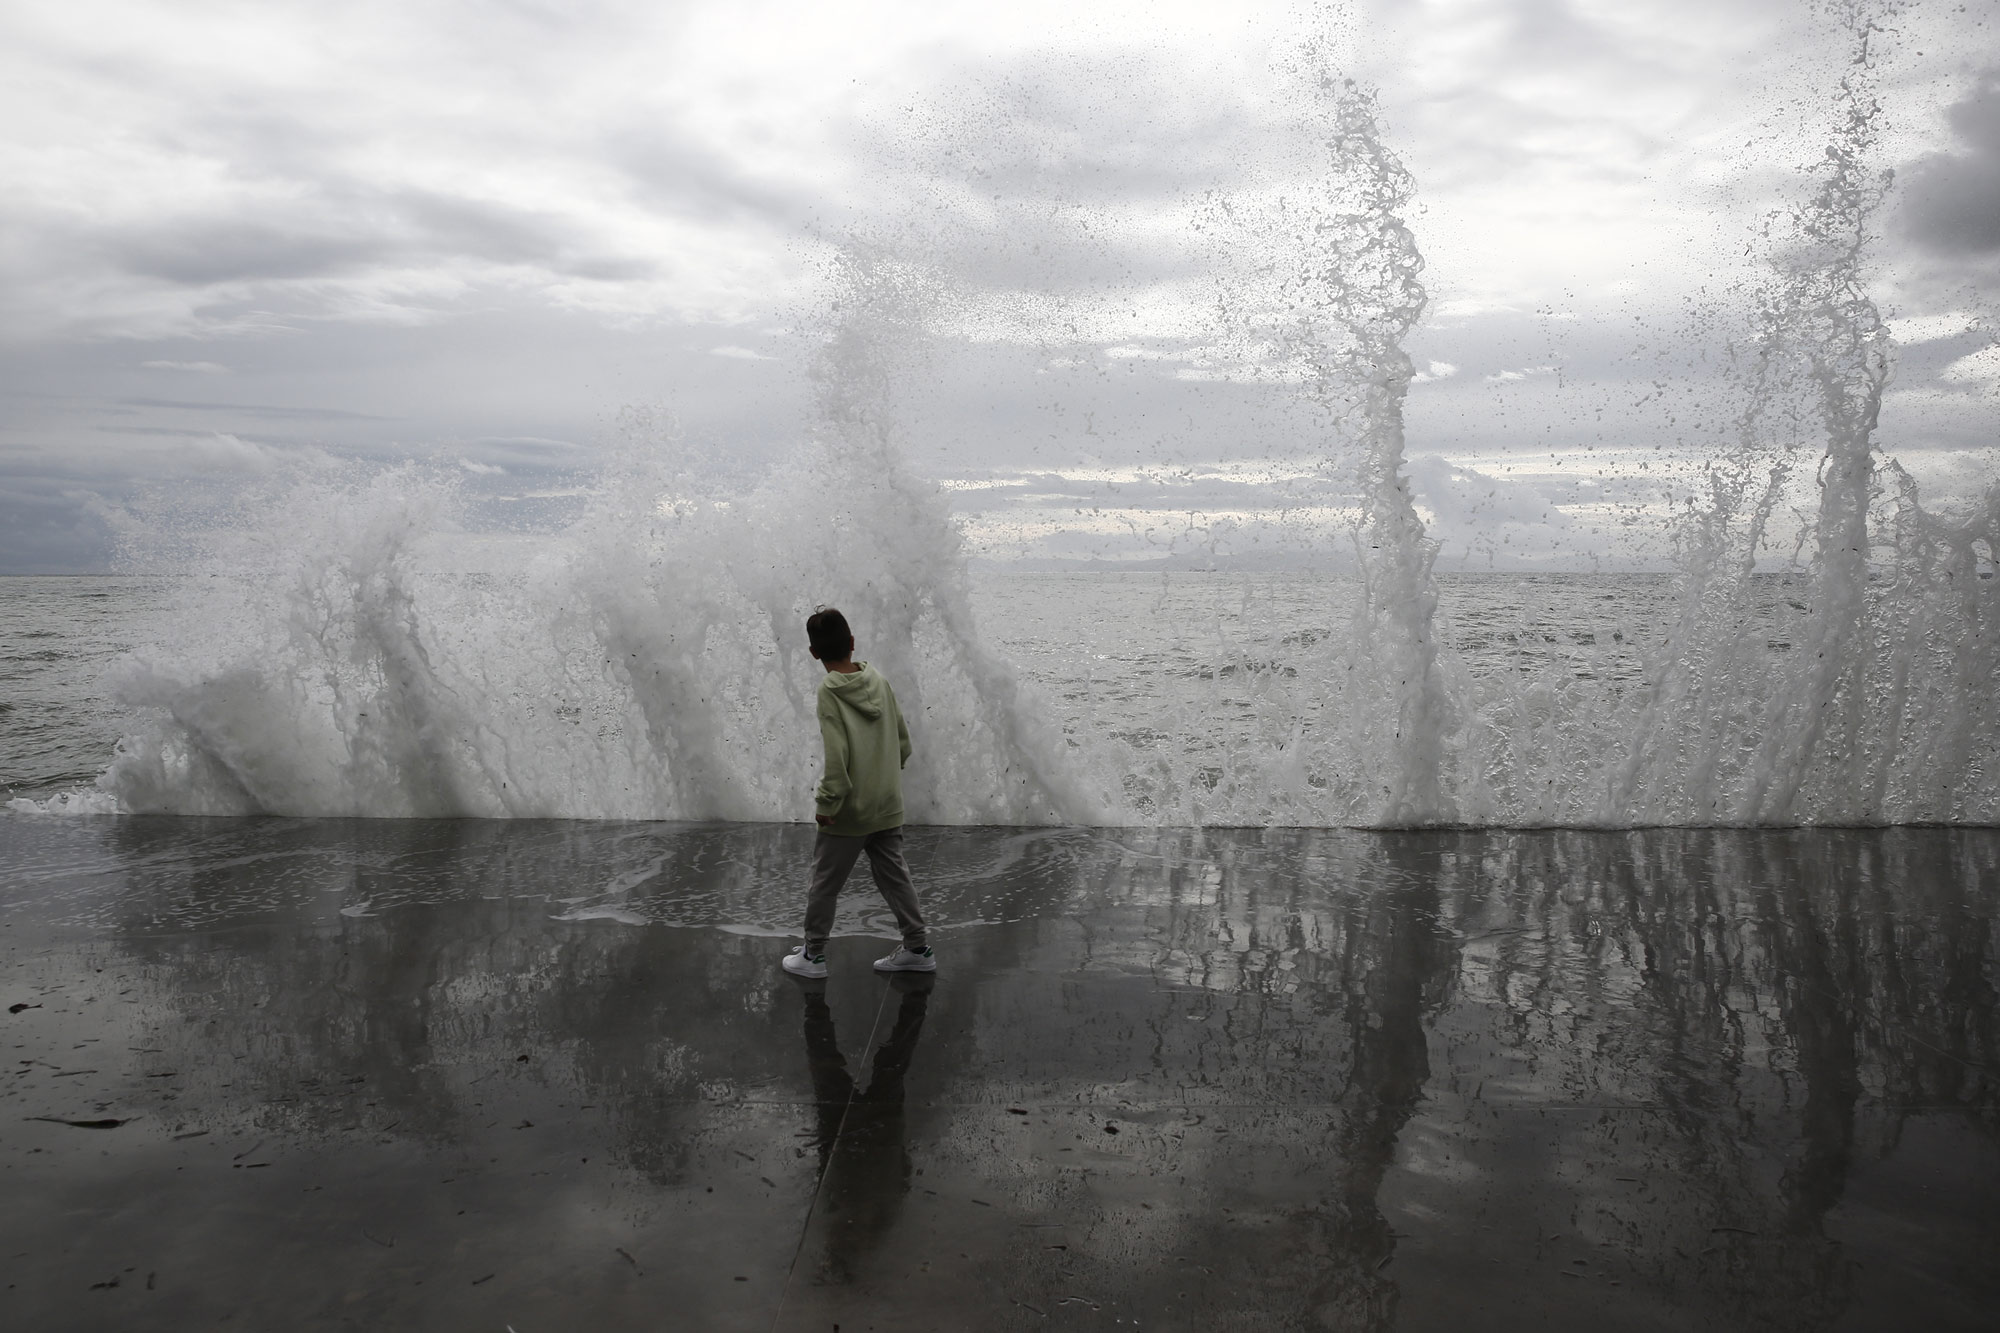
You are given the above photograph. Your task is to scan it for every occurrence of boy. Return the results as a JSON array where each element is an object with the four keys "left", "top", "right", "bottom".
[{"left": 783, "top": 607, "right": 937, "bottom": 979}]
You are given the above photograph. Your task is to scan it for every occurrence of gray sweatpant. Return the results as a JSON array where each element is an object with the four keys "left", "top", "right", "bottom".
[{"left": 804, "top": 826, "right": 927, "bottom": 955}]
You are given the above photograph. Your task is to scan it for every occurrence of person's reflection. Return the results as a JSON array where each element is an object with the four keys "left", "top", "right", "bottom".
[{"left": 799, "top": 973, "right": 933, "bottom": 1286}]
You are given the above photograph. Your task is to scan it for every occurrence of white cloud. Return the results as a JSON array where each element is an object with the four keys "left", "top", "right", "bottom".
[
  {"left": 1431, "top": 299, "right": 1519, "bottom": 320},
  {"left": 1886, "top": 311, "right": 1981, "bottom": 345},
  {"left": 708, "top": 344, "right": 775, "bottom": 360},
  {"left": 1484, "top": 364, "right": 1556, "bottom": 384},
  {"left": 161, "top": 431, "right": 337, "bottom": 475},
  {"left": 1412, "top": 360, "right": 1458, "bottom": 383},
  {"left": 1941, "top": 344, "right": 2000, "bottom": 385},
  {"left": 140, "top": 359, "right": 228, "bottom": 373}
]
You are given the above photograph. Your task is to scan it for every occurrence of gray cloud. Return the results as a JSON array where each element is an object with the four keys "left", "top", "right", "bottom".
[
  {"left": 1410, "top": 454, "right": 1559, "bottom": 528},
  {"left": 457, "top": 436, "right": 591, "bottom": 470},
  {"left": 0, "top": 7, "right": 745, "bottom": 341},
  {"left": 117, "top": 397, "right": 394, "bottom": 422},
  {"left": 1369, "top": 0, "right": 1717, "bottom": 192},
  {"left": 1900, "top": 72, "right": 2000, "bottom": 256},
  {"left": 94, "top": 426, "right": 294, "bottom": 444},
  {"left": 108, "top": 220, "right": 383, "bottom": 286},
  {"left": 821, "top": 46, "right": 1296, "bottom": 299},
  {"left": 390, "top": 189, "right": 658, "bottom": 279},
  {"left": 610, "top": 128, "right": 818, "bottom": 230},
  {"left": 95, "top": 186, "right": 657, "bottom": 289},
  {"left": 901, "top": 50, "right": 1277, "bottom": 204},
  {"left": 0, "top": 484, "right": 115, "bottom": 574}
]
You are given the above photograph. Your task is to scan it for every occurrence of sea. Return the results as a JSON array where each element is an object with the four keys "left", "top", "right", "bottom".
[
  {"left": 1, "top": 568, "right": 1769, "bottom": 820},
  {"left": 0, "top": 575, "right": 154, "bottom": 800}
]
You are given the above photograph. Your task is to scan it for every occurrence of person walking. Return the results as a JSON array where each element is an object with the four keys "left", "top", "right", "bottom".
[{"left": 782, "top": 607, "right": 937, "bottom": 979}]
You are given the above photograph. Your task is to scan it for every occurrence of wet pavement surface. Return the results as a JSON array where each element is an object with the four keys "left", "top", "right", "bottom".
[{"left": 1, "top": 817, "right": 1996, "bottom": 1330}]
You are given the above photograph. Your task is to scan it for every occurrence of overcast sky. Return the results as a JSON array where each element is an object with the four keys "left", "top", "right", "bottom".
[{"left": 2, "top": 0, "right": 1995, "bottom": 573}]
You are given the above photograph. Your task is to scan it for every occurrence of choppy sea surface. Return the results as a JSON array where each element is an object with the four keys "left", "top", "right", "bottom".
[
  {"left": 0, "top": 576, "right": 158, "bottom": 798},
  {"left": 969, "top": 568, "right": 1710, "bottom": 749},
  {"left": 0, "top": 570, "right": 1728, "bottom": 812}
]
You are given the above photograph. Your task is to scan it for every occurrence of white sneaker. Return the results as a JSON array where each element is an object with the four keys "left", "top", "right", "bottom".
[
  {"left": 782, "top": 945, "right": 827, "bottom": 979},
  {"left": 873, "top": 944, "right": 936, "bottom": 973}
]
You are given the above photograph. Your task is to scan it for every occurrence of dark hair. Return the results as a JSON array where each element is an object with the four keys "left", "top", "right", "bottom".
[{"left": 806, "top": 606, "right": 853, "bottom": 661}]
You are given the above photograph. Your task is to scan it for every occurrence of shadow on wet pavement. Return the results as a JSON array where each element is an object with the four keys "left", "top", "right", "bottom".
[{"left": 1, "top": 817, "right": 1996, "bottom": 1329}]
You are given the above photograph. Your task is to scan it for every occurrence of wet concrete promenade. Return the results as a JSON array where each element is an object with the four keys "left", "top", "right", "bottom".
[{"left": 2, "top": 817, "right": 1996, "bottom": 1330}]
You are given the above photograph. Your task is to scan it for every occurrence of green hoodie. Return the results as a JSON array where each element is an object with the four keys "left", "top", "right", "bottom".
[{"left": 813, "top": 662, "right": 912, "bottom": 836}]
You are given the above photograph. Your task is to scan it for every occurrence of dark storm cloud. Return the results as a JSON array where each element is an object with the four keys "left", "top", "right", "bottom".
[{"left": 1900, "top": 72, "right": 2000, "bottom": 256}]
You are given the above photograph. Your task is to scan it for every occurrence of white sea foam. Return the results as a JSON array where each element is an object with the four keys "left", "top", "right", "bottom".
[
  {"left": 9, "top": 789, "right": 123, "bottom": 816},
  {"left": 549, "top": 907, "right": 651, "bottom": 926}
]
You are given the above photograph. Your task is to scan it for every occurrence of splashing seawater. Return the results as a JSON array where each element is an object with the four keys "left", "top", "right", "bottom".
[
  {"left": 1084, "top": 11, "right": 1997, "bottom": 828},
  {"left": 14, "top": 6, "right": 1997, "bottom": 828},
  {"left": 32, "top": 251, "right": 1098, "bottom": 823},
  {"left": 1584, "top": 3, "right": 1999, "bottom": 826},
  {"left": 1155, "top": 70, "right": 1460, "bottom": 827}
]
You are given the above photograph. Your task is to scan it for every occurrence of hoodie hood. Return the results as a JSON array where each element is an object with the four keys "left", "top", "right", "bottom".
[{"left": 820, "top": 661, "right": 887, "bottom": 720}]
